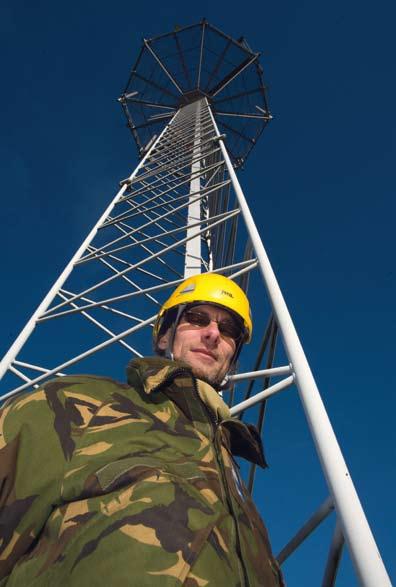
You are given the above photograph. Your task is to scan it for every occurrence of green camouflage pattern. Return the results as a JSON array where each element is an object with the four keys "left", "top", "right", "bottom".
[{"left": 0, "top": 357, "right": 284, "bottom": 586}]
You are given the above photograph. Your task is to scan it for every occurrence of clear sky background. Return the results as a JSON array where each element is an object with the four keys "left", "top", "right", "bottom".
[{"left": 1, "top": 1, "right": 395, "bottom": 585}]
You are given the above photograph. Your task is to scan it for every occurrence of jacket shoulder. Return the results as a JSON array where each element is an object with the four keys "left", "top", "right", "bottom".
[
  {"left": 42, "top": 374, "right": 131, "bottom": 401},
  {"left": 1, "top": 375, "right": 135, "bottom": 440},
  {"left": 3, "top": 374, "right": 131, "bottom": 409}
]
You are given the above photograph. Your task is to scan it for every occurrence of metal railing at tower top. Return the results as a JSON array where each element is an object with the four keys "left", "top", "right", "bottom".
[
  {"left": 118, "top": 19, "right": 271, "bottom": 168},
  {"left": 0, "top": 20, "right": 392, "bottom": 587}
]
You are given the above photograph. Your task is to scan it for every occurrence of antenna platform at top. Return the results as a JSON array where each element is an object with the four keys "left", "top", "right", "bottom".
[{"left": 119, "top": 20, "right": 271, "bottom": 167}]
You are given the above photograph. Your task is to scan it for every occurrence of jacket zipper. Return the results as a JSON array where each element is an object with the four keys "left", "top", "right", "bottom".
[
  {"left": 153, "top": 368, "right": 250, "bottom": 586},
  {"left": 214, "top": 430, "right": 250, "bottom": 587},
  {"left": 191, "top": 377, "right": 218, "bottom": 431},
  {"left": 191, "top": 377, "right": 250, "bottom": 587}
]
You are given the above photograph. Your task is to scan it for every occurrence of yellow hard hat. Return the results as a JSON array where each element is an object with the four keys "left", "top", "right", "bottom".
[{"left": 153, "top": 273, "right": 252, "bottom": 343}]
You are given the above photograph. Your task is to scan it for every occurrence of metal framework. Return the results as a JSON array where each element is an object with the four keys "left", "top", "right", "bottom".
[{"left": 0, "top": 21, "right": 391, "bottom": 587}]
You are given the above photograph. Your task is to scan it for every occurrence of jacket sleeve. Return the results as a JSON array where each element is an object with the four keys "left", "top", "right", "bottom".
[{"left": 0, "top": 388, "right": 66, "bottom": 581}]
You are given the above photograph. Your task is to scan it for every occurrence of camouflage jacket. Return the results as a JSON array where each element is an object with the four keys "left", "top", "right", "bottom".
[{"left": 0, "top": 357, "right": 284, "bottom": 586}]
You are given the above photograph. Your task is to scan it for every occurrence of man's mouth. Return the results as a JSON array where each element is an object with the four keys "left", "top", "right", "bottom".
[{"left": 192, "top": 349, "right": 217, "bottom": 361}]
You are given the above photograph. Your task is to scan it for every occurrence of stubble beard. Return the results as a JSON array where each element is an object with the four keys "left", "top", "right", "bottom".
[{"left": 189, "top": 362, "right": 225, "bottom": 388}]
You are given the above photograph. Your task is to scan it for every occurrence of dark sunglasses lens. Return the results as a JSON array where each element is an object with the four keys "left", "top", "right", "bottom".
[
  {"left": 185, "top": 311, "right": 210, "bottom": 327},
  {"left": 218, "top": 321, "right": 242, "bottom": 340},
  {"left": 184, "top": 310, "right": 243, "bottom": 341}
]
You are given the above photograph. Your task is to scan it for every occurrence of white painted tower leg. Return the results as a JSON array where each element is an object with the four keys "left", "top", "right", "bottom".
[
  {"left": 184, "top": 100, "right": 202, "bottom": 277},
  {"left": 0, "top": 114, "right": 177, "bottom": 382},
  {"left": 206, "top": 99, "right": 392, "bottom": 587}
]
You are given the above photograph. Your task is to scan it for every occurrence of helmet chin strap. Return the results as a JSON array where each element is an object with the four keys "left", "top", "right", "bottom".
[
  {"left": 164, "top": 305, "right": 186, "bottom": 361},
  {"left": 218, "top": 337, "right": 244, "bottom": 390}
]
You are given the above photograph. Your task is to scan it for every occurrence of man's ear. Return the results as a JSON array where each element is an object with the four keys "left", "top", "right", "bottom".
[{"left": 157, "top": 329, "right": 170, "bottom": 351}]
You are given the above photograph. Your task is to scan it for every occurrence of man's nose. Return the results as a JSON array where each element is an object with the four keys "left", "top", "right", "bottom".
[{"left": 201, "top": 320, "right": 221, "bottom": 342}]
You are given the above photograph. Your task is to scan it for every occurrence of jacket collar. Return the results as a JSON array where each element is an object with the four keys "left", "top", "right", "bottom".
[
  {"left": 127, "top": 356, "right": 266, "bottom": 467},
  {"left": 127, "top": 356, "right": 193, "bottom": 394},
  {"left": 127, "top": 356, "right": 230, "bottom": 419}
]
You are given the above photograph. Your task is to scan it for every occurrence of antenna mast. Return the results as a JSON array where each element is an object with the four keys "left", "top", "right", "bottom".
[{"left": 0, "top": 20, "right": 391, "bottom": 586}]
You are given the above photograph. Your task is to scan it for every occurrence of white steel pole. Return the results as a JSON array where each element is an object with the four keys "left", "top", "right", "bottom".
[
  {"left": 184, "top": 100, "right": 203, "bottom": 277},
  {"left": 206, "top": 101, "right": 392, "bottom": 587},
  {"left": 0, "top": 111, "right": 179, "bottom": 382}
]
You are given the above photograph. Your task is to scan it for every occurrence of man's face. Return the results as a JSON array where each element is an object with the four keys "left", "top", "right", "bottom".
[{"left": 158, "top": 304, "right": 237, "bottom": 385}]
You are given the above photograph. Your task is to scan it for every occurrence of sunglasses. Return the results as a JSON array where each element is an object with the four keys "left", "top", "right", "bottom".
[{"left": 182, "top": 309, "right": 244, "bottom": 341}]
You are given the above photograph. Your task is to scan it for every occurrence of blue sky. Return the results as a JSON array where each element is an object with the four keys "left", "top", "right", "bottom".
[{"left": 1, "top": 0, "right": 395, "bottom": 584}]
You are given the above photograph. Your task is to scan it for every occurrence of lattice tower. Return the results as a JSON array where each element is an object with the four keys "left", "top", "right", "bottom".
[{"left": 0, "top": 20, "right": 391, "bottom": 587}]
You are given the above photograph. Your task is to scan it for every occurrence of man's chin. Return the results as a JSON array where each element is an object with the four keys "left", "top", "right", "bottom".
[
  {"left": 190, "top": 364, "right": 223, "bottom": 388},
  {"left": 175, "top": 351, "right": 227, "bottom": 387}
]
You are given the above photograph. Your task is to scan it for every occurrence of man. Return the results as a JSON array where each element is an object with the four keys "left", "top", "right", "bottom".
[{"left": 0, "top": 273, "right": 284, "bottom": 586}]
